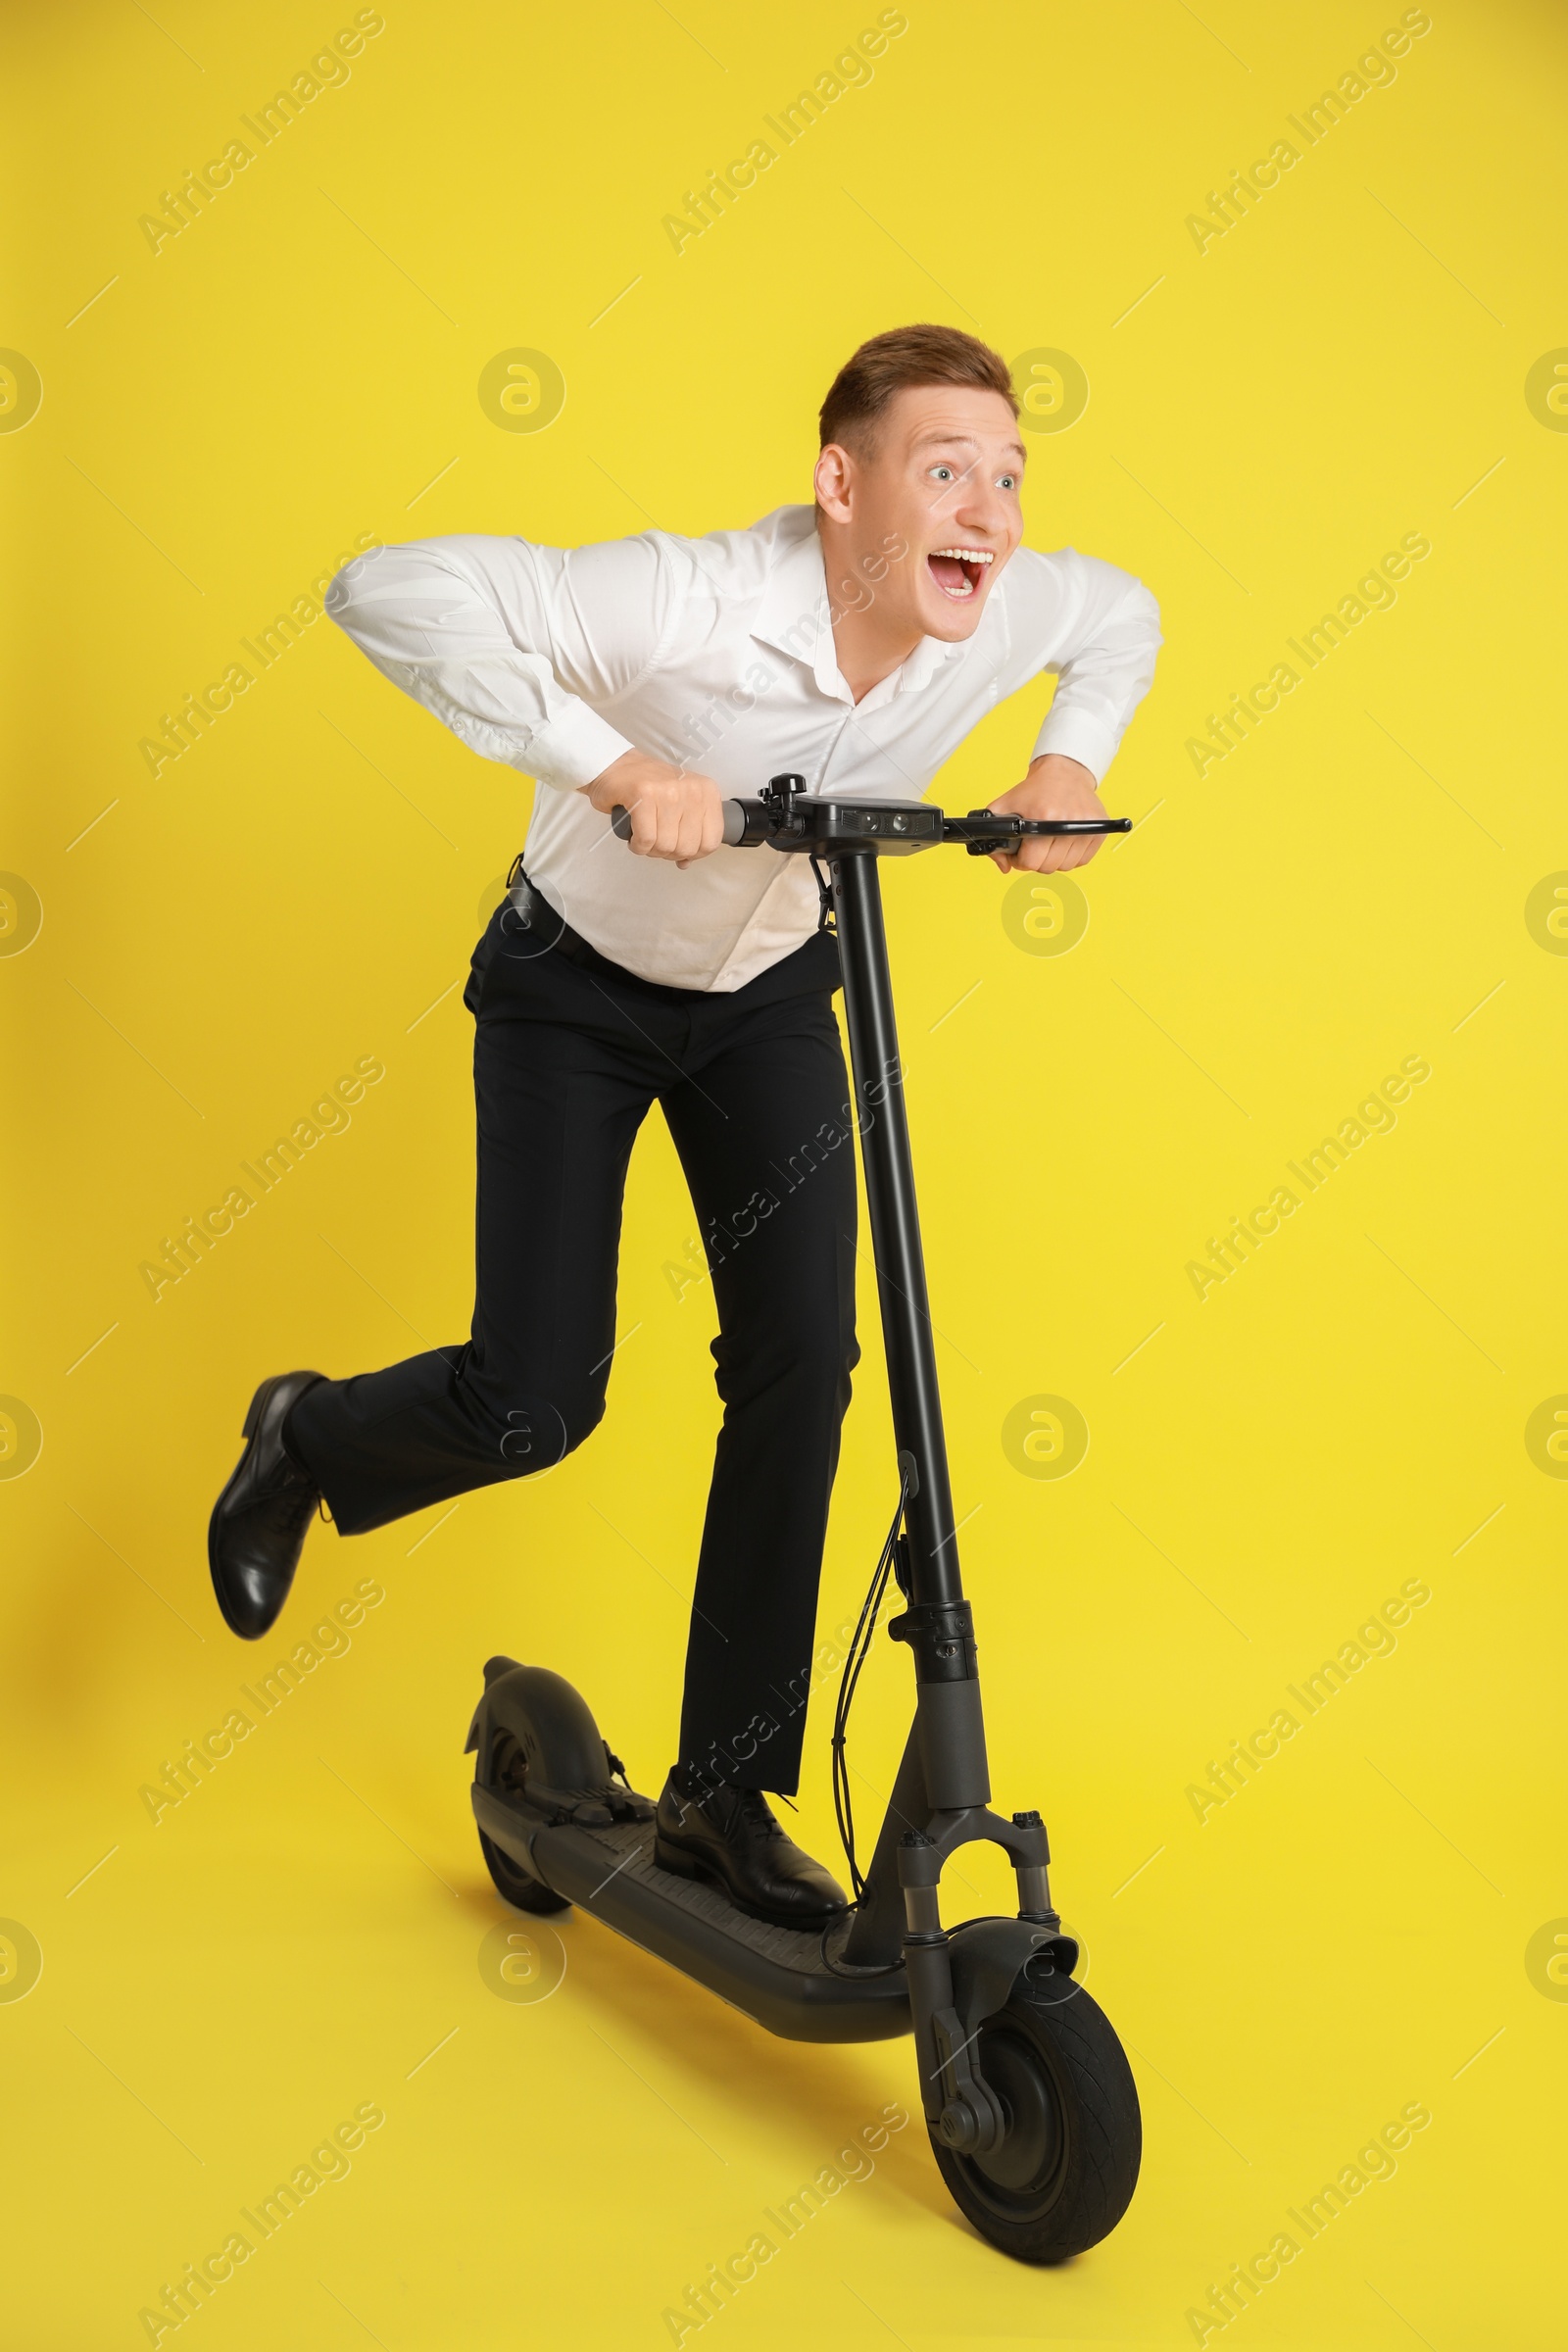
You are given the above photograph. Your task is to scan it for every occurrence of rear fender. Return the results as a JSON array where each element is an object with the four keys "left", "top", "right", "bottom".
[{"left": 465, "top": 1658, "right": 608, "bottom": 1790}]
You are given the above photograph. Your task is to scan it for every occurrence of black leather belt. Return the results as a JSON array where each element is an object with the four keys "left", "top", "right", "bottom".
[{"left": 501, "top": 859, "right": 595, "bottom": 966}]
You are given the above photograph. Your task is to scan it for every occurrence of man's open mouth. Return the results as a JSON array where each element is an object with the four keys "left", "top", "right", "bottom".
[{"left": 927, "top": 547, "right": 994, "bottom": 601}]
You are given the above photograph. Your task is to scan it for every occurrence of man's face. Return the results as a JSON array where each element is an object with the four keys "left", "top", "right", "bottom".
[{"left": 815, "top": 384, "right": 1027, "bottom": 644}]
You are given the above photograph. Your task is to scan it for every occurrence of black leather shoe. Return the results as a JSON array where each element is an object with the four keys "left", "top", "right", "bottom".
[
  {"left": 654, "top": 1765, "right": 850, "bottom": 1929},
  {"left": 208, "top": 1371, "right": 327, "bottom": 1640}
]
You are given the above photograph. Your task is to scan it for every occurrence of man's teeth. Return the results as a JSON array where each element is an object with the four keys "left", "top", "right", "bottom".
[{"left": 929, "top": 547, "right": 992, "bottom": 598}]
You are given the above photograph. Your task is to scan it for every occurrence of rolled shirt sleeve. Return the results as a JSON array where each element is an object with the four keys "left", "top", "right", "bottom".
[
  {"left": 323, "top": 531, "right": 683, "bottom": 790},
  {"left": 1023, "top": 549, "right": 1163, "bottom": 785}
]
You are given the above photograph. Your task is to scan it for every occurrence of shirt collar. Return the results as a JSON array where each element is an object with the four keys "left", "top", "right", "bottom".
[{"left": 749, "top": 507, "right": 965, "bottom": 706}]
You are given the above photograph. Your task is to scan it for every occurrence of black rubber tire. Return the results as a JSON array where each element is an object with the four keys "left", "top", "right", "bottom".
[
  {"left": 477, "top": 1827, "right": 570, "bottom": 1915},
  {"left": 475, "top": 1725, "right": 570, "bottom": 1914},
  {"left": 928, "top": 1974, "right": 1141, "bottom": 2262}
]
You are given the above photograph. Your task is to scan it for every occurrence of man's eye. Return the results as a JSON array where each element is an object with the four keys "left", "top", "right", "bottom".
[
  {"left": 930, "top": 465, "right": 954, "bottom": 481},
  {"left": 998, "top": 473, "right": 1018, "bottom": 491}
]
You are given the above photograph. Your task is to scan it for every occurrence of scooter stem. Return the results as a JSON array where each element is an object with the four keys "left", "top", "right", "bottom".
[
  {"left": 830, "top": 854, "right": 959, "bottom": 1607},
  {"left": 831, "top": 855, "right": 992, "bottom": 1836}
]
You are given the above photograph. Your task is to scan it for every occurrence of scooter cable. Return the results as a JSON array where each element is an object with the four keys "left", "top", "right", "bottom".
[
  {"left": 829, "top": 1488, "right": 902, "bottom": 1895},
  {"left": 824, "top": 1470, "right": 1037, "bottom": 1981},
  {"left": 829, "top": 1469, "right": 910, "bottom": 1906},
  {"left": 818, "top": 1916, "right": 905, "bottom": 1978}
]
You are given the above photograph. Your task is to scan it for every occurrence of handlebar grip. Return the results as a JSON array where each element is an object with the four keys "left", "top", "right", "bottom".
[{"left": 608, "top": 801, "right": 756, "bottom": 846}]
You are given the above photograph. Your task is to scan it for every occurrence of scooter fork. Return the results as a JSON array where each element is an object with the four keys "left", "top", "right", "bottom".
[{"left": 899, "top": 1808, "right": 1059, "bottom": 2154}]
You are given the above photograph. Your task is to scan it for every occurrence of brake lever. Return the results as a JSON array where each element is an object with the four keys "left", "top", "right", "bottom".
[{"left": 944, "top": 810, "right": 1133, "bottom": 857}]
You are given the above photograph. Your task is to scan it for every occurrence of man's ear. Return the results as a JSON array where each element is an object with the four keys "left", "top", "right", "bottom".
[{"left": 814, "top": 442, "right": 856, "bottom": 523}]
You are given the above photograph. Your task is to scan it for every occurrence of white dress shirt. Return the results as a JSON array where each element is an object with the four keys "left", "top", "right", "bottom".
[{"left": 326, "top": 505, "right": 1160, "bottom": 991}]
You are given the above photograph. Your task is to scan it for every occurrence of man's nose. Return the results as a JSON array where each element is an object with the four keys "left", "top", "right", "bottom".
[{"left": 950, "top": 471, "right": 1009, "bottom": 539}]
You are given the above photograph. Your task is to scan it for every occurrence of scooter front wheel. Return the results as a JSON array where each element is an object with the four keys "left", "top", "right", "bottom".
[{"left": 929, "top": 1974, "right": 1141, "bottom": 2262}]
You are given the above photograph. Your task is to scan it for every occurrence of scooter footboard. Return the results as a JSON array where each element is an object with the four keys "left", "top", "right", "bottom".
[{"left": 473, "top": 1784, "right": 913, "bottom": 2044}]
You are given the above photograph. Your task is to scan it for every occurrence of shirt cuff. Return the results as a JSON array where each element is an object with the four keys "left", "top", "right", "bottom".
[
  {"left": 523, "top": 701, "right": 636, "bottom": 792},
  {"left": 1029, "top": 709, "right": 1121, "bottom": 787}
]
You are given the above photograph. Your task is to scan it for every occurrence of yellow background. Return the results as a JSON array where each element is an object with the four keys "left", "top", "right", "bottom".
[{"left": 3, "top": 1, "right": 1564, "bottom": 2344}]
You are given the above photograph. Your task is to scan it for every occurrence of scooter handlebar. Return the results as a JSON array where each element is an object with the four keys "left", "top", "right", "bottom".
[{"left": 609, "top": 800, "right": 1130, "bottom": 851}]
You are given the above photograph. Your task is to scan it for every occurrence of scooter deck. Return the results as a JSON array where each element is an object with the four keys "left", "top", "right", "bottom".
[{"left": 473, "top": 1784, "right": 911, "bottom": 2044}]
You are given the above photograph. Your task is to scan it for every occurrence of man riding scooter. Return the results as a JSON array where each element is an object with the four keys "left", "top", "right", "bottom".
[{"left": 207, "top": 321, "right": 1161, "bottom": 1930}]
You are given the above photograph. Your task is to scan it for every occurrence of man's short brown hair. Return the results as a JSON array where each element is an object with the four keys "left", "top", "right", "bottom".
[{"left": 818, "top": 324, "right": 1018, "bottom": 453}]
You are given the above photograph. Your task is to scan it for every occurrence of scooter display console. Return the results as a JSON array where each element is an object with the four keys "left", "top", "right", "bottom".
[{"left": 758, "top": 790, "right": 944, "bottom": 855}]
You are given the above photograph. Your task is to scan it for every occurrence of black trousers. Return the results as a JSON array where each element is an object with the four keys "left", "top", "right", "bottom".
[{"left": 287, "top": 892, "right": 860, "bottom": 1794}]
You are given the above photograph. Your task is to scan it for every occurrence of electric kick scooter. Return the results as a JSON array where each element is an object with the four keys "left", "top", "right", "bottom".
[{"left": 465, "top": 775, "right": 1142, "bottom": 2262}]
